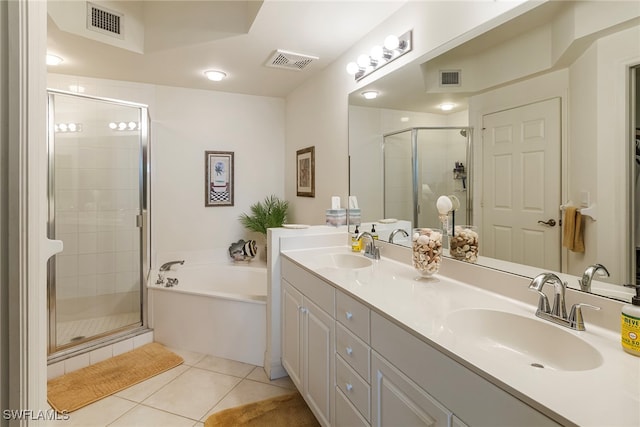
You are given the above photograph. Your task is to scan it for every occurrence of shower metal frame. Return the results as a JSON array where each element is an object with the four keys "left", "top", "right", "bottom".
[
  {"left": 382, "top": 126, "right": 473, "bottom": 228},
  {"left": 46, "top": 89, "right": 151, "bottom": 359}
]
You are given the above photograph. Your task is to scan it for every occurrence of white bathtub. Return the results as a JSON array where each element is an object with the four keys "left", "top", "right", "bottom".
[{"left": 148, "top": 262, "right": 267, "bottom": 366}]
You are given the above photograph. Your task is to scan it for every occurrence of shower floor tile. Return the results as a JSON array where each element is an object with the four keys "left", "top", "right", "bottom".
[
  {"left": 44, "top": 347, "right": 298, "bottom": 427},
  {"left": 57, "top": 312, "right": 140, "bottom": 346}
]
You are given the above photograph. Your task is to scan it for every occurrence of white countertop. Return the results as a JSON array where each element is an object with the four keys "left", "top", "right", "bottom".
[{"left": 281, "top": 245, "right": 640, "bottom": 427}]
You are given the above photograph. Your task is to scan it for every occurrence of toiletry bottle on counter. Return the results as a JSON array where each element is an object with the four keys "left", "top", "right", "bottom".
[
  {"left": 352, "top": 225, "right": 362, "bottom": 252},
  {"left": 371, "top": 224, "right": 378, "bottom": 240},
  {"left": 622, "top": 284, "right": 640, "bottom": 356}
]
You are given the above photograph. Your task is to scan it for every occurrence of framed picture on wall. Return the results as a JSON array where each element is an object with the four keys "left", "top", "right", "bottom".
[
  {"left": 205, "top": 151, "right": 234, "bottom": 207},
  {"left": 296, "top": 146, "right": 315, "bottom": 197}
]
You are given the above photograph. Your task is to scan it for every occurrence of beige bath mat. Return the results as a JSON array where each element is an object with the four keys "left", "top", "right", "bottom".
[
  {"left": 47, "top": 342, "right": 183, "bottom": 413},
  {"left": 204, "top": 391, "right": 320, "bottom": 427}
]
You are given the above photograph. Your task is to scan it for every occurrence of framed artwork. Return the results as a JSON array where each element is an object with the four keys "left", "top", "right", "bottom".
[
  {"left": 205, "top": 151, "right": 234, "bottom": 207},
  {"left": 296, "top": 146, "right": 315, "bottom": 197}
]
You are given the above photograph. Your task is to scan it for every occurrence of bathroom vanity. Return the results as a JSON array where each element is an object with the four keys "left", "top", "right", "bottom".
[{"left": 278, "top": 238, "right": 640, "bottom": 427}]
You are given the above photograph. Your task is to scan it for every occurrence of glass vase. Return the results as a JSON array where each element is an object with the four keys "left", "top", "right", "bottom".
[
  {"left": 449, "top": 225, "right": 479, "bottom": 263},
  {"left": 411, "top": 228, "right": 443, "bottom": 277}
]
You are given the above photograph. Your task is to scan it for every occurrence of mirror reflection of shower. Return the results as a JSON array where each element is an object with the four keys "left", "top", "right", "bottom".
[
  {"left": 383, "top": 127, "right": 471, "bottom": 230},
  {"left": 47, "top": 90, "right": 150, "bottom": 357}
]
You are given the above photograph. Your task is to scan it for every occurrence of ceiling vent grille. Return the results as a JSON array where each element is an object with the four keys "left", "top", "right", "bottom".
[
  {"left": 440, "top": 70, "right": 461, "bottom": 87},
  {"left": 266, "top": 50, "right": 318, "bottom": 71},
  {"left": 87, "top": 2, "right": 124, "bottom": 39}
]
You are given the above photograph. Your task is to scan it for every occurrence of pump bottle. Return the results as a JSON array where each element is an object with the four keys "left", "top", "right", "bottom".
[{"left": 621, "top": 284, "right": 640, "bottom": 356}]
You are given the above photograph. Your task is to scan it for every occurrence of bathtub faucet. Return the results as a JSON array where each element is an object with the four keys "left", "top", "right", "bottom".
[{"left": 159, "top": 260, "right": 185, "bottom": 272}]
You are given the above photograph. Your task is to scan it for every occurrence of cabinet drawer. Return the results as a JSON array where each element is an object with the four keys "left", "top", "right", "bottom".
[
  {"left": 336, "top": 388, "right": 369, "bottom": 427},
  {"left": 336, "top": 322, "right": 370, "bottom": 382},
  {"left": 336, "top": 290, "right": 370, "bottom": 343},
  {"left": 336, "top": 354, "right": 370, "bottom": 422},
  {"left": 282, "top": 258, "right": 335, "bottom": 316}
]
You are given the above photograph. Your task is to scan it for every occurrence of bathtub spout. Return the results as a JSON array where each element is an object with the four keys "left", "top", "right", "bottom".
[{"left": 159, "top": 260, "right": 185, "bottom": 272}]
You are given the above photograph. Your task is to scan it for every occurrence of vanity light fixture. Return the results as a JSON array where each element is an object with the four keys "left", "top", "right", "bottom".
[
  {"left": 362, "top": 91, "right": 379, "bottom": 100},
  {"left": 439, "top": 102, "right": 456, "bottom": 112},
  {"left": 204, "top": 70, "right": 227, "bottom": 81},
  {"left": 109, "top": 121, "right": 139, "bottom": 131},
  {"left": 346, "top": 30, "right": 412, "bottom": 81},
  {"left": 46, "top": 54, "right": 63, "bottom": 66},
  {"left": 55, "top": 122, "right": 82, "bottom": 133}
]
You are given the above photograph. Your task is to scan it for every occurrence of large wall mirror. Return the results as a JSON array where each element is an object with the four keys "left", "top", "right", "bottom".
[{"left": 348, "top": 1, "right": 640, "bottom": 302}]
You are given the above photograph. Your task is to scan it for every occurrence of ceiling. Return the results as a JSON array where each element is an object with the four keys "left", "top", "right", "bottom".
[{"left": 47, "top": 0, "right": 407, "bottom": 98}]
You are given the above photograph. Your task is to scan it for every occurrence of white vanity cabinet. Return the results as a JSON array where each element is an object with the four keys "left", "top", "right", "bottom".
[
  {"left": 281, "top": 256, "right": 561, "bottom": 427},
  {"left": 281, "top": 259, "right": 335, "bottom": 427}
]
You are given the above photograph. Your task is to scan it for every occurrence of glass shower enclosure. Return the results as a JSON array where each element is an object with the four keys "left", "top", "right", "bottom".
[
  {"left": 47, "top": 90, "right": 150, "bottom": 357},
  {"left": 383, "top": 127, "right": 471, "bottom": 230}
]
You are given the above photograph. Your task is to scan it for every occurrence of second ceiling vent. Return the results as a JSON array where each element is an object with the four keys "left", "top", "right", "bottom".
[
  {"left": 440, "top": 69, "right": 461, "bottom": 87},
  {"left": 87, "top": 2, "right": 124, "bottom": 39},
  {"left": 266, "top": 50, "right": 318, "bottom": 71}
]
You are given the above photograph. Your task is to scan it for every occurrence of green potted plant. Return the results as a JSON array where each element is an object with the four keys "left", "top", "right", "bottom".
[{"left": 239, "top": 195, "right": 289, "bottom": 258}]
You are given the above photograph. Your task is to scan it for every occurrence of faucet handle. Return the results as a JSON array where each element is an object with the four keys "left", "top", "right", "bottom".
[{"left": 568, "top": 303, "right": 600, "bottom": 331}]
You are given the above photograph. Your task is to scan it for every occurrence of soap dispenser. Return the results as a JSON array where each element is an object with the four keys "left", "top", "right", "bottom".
[
  {"left": 351, "top": 225, "right": 361, "bottom": 252},
  {"left": 622, "top": 284, "right": 640, "bottom": 356},
  {"left": 371, "top": 224, "right": 378, "bottom": 240}
]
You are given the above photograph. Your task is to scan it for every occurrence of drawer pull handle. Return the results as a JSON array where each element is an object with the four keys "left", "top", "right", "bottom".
[
  {"left": 346, "top": 346, "right": 353, "bottom": 356},
  {"left": 345, "top": 311, "right": 353, "bottom": 320},
  {"left": 346, "top": 383, "right": 353, "bottom": 392}
]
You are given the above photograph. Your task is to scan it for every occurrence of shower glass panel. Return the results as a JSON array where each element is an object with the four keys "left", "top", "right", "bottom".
[
  {"left": 383, "top": 127, "right": 470, "bottom": 231},
  {"left": 47, "top": 91, "right": 148, "bottom": 354},
  {"left": 383, "top": 130, "right": 413, "bottom": 221}
]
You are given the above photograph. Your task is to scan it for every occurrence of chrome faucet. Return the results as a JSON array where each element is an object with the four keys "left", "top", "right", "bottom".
[
  {"left": 356, "top": 231, "right": 380, "bottom": 260},
  {"left": 388, "top": 228, "right": 409, "bottom": 243},
  {"left": 159, "top": 260, "right": 185, "bottom": 272},
  {"left": 528, "top": 272, "right": 599, "bottom": 331},
  {"left": 579, "top": 263, "right": 610, "bottom": 292}
]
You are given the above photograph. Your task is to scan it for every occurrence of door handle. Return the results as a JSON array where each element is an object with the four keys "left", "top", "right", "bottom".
[{"left": 537, "top": 219, "right": 556, "bottom": 227}]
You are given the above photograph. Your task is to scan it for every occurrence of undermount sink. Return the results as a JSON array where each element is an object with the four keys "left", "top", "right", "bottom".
[
  {"left": 318, "top": 253, "right": 373, "bottom": 269},
  {"left": 444, "top": 309, "right": 603, "bottom": 372}
]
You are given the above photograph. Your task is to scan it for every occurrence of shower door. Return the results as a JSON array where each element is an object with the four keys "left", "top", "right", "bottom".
[
  {"left": 47, "top": 91, "right": 149, "bottom": 355},
  {"left": 383, "top": 127, "right": 471, "bottom": 231}
]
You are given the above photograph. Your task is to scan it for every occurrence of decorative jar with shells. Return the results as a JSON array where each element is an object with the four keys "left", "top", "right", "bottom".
[
  {"left": 449, "top": 225, "right": 479, "bottom": 263},
  {"left": 412, "top": 228, "right": 443, "bottom": 276}
]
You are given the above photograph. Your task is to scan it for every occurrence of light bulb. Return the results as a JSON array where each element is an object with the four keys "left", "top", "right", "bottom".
[
  {"left": 58, "top": 123, "right": 67, "bottom": 132},
  {"left": 204, "top": 70, "right": 227, "bottom": 81},
  {"left": 357, "top": 54, "right": 371, "bottom": 68},
  {"left": 346, "top": 62, "right": 360, "bottom": 75},
  {"left": 384, "top": 35, "right": 400, "bottom": 50},
  {"left": 118, "top": 122, "right": 126, "bottom": 130},
  {"left": 109, "top": 122, "right": 117, "bottom": 130},
  {"left": 370, "top": 46, "right": 384, "bottom": 60},
  {"left": 128, "top": 121, "right": 137, "bottom": 130},
  {"left": 68, "top": 123, "right": 77, "bottom": 132}
]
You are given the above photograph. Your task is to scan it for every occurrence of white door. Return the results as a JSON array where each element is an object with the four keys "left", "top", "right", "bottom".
[{"left": 482, "top": 98, "right": 561, "bottom": 270}]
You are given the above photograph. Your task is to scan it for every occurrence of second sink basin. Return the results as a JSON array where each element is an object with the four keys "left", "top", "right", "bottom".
[
  {"left": 444, "top": 309, "right": 603, "bottom": 372},
  {"left": 318, "top": 253, "right": 373, "bottom": 269}
]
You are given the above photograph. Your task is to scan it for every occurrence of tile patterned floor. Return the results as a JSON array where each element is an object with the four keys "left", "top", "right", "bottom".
[{"left": 45, "top": 347, "right": 297, "bottom": 427}]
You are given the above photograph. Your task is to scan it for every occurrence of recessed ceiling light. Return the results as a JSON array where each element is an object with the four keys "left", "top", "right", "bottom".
[
  {"left": 46, "top": 54, "right": 63, "bottom": 66},
  {"left": 439, "top": 102, "right": 456, "bottom": 111},
  {"left": 204, "top": 70, "right": 227, "bottom": 81},
  {"left": 362, "top": 91, "right": 378, "bottom": 100}
]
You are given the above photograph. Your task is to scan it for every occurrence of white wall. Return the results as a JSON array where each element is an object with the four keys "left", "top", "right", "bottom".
[{"left": 48, "top": 74, "right": 286, "bottom": 266}]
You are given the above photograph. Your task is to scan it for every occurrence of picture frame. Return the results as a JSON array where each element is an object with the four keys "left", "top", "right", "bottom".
[
  {"left": 296, "top": 146, "right": 315, "bottom": 197},
  {"left": 205, "top": 151, "right": 234, "bottom": 207}
]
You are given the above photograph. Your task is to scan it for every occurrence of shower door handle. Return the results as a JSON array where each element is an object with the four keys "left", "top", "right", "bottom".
[
  {"left": 136, "top": 214, "right": 144, "bottom": 228},
  {"left": 43, "top": 238, "right": 64, "bottom": 261}
]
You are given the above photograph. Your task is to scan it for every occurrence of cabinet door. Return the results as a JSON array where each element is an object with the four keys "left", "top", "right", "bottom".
[
  {"left": 282, "top": 281, "right": 303, "bottom": 389},
  {"left": 304, "top": 298, "right": 335, "bottom": 427},
  {"left": 372, "top": 352, "right": 451, "bottom": 427}
]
